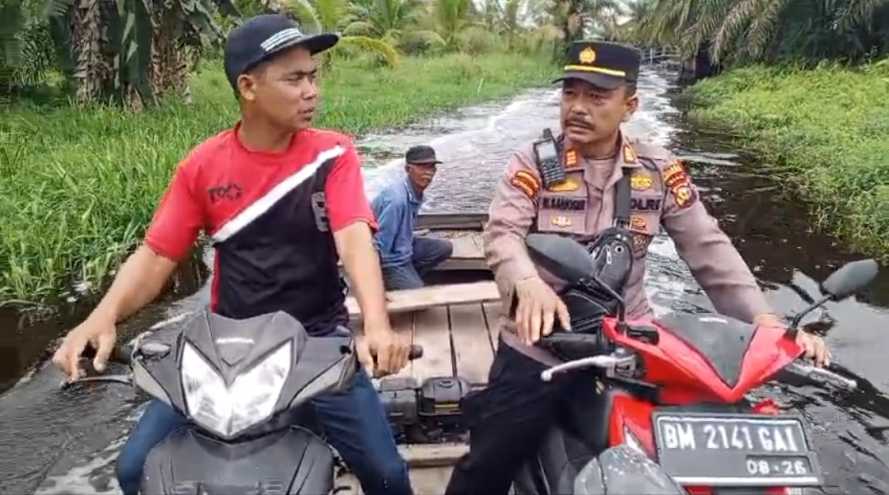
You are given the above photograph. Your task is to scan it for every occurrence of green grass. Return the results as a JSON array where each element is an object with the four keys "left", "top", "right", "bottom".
[
  {"left": 0, "top": 52, "right": 557, "bottom": 307},
  {"left": 687, "top": 59, "right": 889, "bottom": 260}
]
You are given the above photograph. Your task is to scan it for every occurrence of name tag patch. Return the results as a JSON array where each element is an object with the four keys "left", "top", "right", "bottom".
[{"left": 542, "top": 196, "right": 586, "bottom": 211}]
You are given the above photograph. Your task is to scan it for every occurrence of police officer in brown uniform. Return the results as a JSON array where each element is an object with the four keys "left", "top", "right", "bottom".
[{"left": 444, "top": 41, "right": 830, "bottom": 495}]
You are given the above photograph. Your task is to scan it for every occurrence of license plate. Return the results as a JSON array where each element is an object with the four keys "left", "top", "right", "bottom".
[{"left": 652, "top": 412, "right": 823, "bottom": 486}]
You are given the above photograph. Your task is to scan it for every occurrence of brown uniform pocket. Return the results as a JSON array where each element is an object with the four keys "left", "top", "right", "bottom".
[{"left": 536, "top": 190, "right": 588, "bottom": 235}]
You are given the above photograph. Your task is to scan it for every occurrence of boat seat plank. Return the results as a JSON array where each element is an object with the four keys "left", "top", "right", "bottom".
[
  {"left": 411, "top": 306, "right": 455, "bottom": 383},
  {"left": 449, "top": 303, "right": 494, "bottom": 385},
  {"left": 346, "top": 282, "right": 499, "bottom": 317},
  {"left": 448, "top": 233, "right": 484, "bottom": 259},
  {"left": 482, "top": 302, "right": 502, "bottom": 352},
  {"left": 399, "top": 443, "right": 468, "bottom": 468}
]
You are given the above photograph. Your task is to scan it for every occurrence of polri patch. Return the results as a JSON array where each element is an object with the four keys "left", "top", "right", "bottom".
[
  {"left": 663, "top": 160, "right": 697, "bottom": 209},
  {"left": 631, "top": 197, "right": 662, "bottom": 211}
]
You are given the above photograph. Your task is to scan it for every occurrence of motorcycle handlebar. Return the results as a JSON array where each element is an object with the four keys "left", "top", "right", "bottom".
[
  {"left": 79, "top": 342, "right": 133, "bottom": 367},
  {"left": 785, "top": 360, "right": 857, "bottom": 391}
]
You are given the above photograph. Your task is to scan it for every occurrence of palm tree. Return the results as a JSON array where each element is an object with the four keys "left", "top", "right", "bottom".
[
  {"left": 283, "top": 0, "right": 401, "bottom": 66},
  {"left": 628, "top": 0, "right": 889, "bottom": 66},
  {"left": 430, "top": 0, "right": 475, "bottom": 50},
  {"left": 43, "top": 0, "right": 238, "bottom": 106}
]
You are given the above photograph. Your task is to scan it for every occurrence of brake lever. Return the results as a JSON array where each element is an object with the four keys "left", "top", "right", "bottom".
[
  {"left": 785, "top": 360, "right": 857, "bottom": 391},
  {"left": 541, "top": 353, "right": 636, "bottom": 382}
]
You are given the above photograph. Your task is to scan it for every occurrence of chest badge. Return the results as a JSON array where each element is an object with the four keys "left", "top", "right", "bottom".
[
  {"left": 630, "top": 215, "right": 647, "bottom": 232},
  {"left": 547, "top": 176, "right": 581, "bottom": 192},
  {"left": 631, "top": 174, "right": 653, "bottom": 191},
  {"left": 551, "top": 215, "right": 573, "bottom": 227}
]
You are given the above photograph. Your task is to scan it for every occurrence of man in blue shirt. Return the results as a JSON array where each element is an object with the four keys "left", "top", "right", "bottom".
[{"left": 372, "top": 145, "right": 453, "bottom": 290}]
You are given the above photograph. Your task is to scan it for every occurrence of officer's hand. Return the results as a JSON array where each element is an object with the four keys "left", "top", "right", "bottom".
[
  {"left": 755, "top": 313, "right": 832, "bottom": 368},
  {"left": 796, "top": 331, "right": 831, "bottom": 368},
  {"left": 514, "top": 277, "right": 571, "bottom": 346},
  {"left": 52, "top": 316, "right": 117, "bottom": 382},
  {"left": 358, "top": 322, "right": 410, "bottom": 378}
]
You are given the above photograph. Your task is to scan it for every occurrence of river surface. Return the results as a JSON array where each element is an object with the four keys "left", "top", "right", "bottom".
[{"left": 1, "top": 67, "right": 888, "bottom": 494}]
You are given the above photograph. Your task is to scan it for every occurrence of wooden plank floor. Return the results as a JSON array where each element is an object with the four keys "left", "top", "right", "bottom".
[{"left": 399, "top": 301, "right": 500, "bottom": 387}]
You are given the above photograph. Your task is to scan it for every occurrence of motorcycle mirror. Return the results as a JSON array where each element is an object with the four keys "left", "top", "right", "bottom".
[
  {"left": 820, "top": 259, "right": 879, "bottom": 301},
  {"left": 788, "top": 259, "right": 879, "bottom": 334},
  {"left": 526, "top": 233, "right": 594, "bottom": 284}
]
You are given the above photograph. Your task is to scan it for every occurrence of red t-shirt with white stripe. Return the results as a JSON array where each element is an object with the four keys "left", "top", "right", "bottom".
[{"left": 145, "top": 124, "right": 376, "bottom": 329}]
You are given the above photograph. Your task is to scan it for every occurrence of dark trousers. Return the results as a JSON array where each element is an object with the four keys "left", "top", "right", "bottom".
[
  {"left": 445, "top": 340, "right": 582, "bottom": 495},
  {"left": 382, "top": 236, "right": 453, "bottom": 290},
  {"left": 116, "top": 369, "right": 411, "bottom": 495}
]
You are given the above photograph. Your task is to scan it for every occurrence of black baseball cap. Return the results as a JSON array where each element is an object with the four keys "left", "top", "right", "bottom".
[
  {"left": 553, "top": 40, "right": 641, "bottom": 90},
  {"left": 224, "top": 14, "right": 339, "bottom": 89},
  {"left": 405, "top": 145, "right": 442, "bottom": 165}
]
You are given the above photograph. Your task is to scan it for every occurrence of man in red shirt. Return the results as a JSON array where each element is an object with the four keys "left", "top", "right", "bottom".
[{"left": 51, "top": 14, "right": 413, "bottom": 495}]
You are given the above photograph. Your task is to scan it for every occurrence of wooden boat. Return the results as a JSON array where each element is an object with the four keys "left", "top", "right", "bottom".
[{"left": 341, "top": 212, "right": 504, "bottom": 494}]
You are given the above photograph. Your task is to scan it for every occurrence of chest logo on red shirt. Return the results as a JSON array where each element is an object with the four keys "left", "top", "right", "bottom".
[{"left": 208, "top": 183, "right": 244, "bottom": 203}]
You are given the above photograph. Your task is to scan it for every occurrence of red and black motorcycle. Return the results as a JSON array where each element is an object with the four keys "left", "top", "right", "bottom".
[{"left": 513, "top": 233, "right": 878, "bottom": 495}]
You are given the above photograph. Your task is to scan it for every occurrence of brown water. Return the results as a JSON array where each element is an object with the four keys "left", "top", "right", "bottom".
[{"left": 1, "top": 67, "right": 887, "bottom": 494}]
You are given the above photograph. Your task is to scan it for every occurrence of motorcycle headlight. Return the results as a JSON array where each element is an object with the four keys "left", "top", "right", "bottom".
[{"left": 181, "top": 341, "right": 291, "bottom": 438}]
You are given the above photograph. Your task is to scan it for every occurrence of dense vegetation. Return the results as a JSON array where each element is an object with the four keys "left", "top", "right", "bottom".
[{"left": 688, "top": 61, "right": 889, "bottom": 260}]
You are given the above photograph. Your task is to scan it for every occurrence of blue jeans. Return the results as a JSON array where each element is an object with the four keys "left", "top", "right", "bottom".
[
  {"left": 382, "top": 237, "right": 453, "bottom": 290},
  {"left": 116, "top": 369, "right": 411, "bottom": 495}
]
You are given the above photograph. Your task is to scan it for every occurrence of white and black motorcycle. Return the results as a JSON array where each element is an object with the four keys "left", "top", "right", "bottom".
[{"left": 64, "top": 309, "right": 421, "bottom": 494}]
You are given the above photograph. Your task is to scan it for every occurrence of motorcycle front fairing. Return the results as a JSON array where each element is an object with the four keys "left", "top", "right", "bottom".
[
  {"left": 602, "top": 313, "right": 803, "bottom": 404},
  {"left": 132, "top": 309, "right": 357, "bottom": 441},
  {"left": 140, "top": 423, "right": 334, "bottom": 494}
]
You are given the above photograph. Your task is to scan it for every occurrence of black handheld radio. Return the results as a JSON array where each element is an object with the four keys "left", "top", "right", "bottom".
[{"left": 533, "top": 129, "right": 566, "bottom": 188}]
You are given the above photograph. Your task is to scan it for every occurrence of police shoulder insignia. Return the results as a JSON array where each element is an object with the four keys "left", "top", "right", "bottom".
[
  {"left": 663, "top": 160, "right": 696, "bottom": 209},
  {"left": 565, "top": 149, "right": 578, "bottom": 168},
  {"left": 511, "top": 170, "right": 541, "bottom": 199},
  {"left": 623, "top": 144, "right": 638, "bottom": 164}
]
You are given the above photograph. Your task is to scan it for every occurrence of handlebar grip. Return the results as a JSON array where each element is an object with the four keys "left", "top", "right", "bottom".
[
  {"left": 787, "top": 360, "right": 857, "bottom": 391},
  {"left": 80, "top": 342, "right": 132, "bottom": 366},
  {"left": 409, "top": 345, "right": 423, "bottom": 360},
  {"left": 111, "top": 343, "right": 133, "bottom": 366}
]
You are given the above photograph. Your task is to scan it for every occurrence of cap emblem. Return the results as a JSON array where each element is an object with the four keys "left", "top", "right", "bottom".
[{"left": 579, "top": 47, "right": 596, "bottom": 65}]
